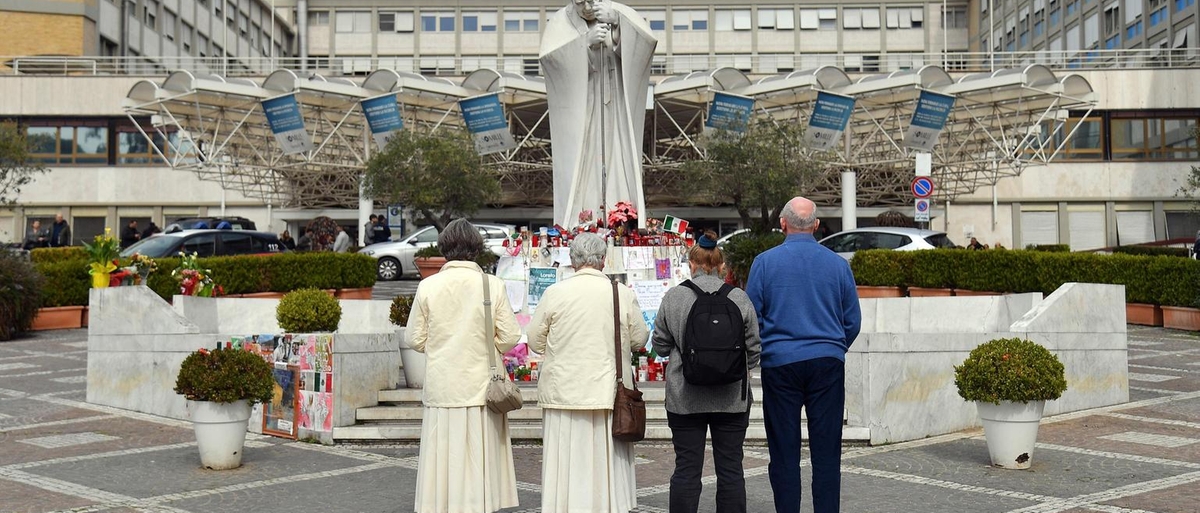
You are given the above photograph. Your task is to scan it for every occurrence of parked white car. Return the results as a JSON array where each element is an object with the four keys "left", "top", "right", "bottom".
[
  {"left": 818, "top": 227, "right": 958, "bottom": 260},
  {"left": 358, "top": 223, "right": 514, "bottom": 280}
]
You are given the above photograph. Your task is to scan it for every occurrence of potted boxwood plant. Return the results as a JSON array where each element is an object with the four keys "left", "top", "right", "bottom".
[
  {"left": 276, "top": 288, "right": 343, "bottom": 333},
  {"left": 390, "top": 294, "right": 424, "bottom": 388},
  {"left": 174, "top": 347, "right": 274, "bottom": 470},
  {"left": 413, "top": 245, "right": 447, "bottom": 279},
  {"left": 954, "top": 337, "right": 1068, "bottom": 469}
]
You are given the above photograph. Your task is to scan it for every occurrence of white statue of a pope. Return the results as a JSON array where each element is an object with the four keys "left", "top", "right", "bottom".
[{"left": 539, "top": 0, "right": 657, "bottom": 228}]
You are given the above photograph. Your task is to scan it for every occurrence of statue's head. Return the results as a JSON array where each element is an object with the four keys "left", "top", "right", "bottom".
[{"left": 573, "top": 0, "right": 599, "bottom": 21}]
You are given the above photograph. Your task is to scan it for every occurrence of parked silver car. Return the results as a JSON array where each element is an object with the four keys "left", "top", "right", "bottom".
[
  {"left": 819, "top": 227, "right": 958, "bottom": 260},
  {"left": 359, "top": 223, "right": 514, "bottom": 280}
]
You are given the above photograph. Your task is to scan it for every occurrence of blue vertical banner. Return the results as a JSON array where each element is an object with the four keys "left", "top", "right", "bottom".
[
  {"left": 261, "top": 94, "right": 312, "bottom": 155},
  {"left": 361, "top": 94, "right": 404, "bottom": 150},
  {"left": 904, "top": 90, "right": 956, "bottom": 152},
  {"left": 458, "top": 93, "right": 517, "bottom": 155},
  {"left": 705, "top": 91, "right": 755, "bottom": 133},
  {"left": 804, "top": 91, "right": 856, "bottom": 151}
]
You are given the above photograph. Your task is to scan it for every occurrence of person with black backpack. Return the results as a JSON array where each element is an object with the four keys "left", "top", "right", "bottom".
[{"left": 651, "top": 230, "right": 761, "bottom": 513}]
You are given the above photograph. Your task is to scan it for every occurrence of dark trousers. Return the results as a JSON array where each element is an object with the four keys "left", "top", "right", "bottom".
[
  {"left": 666, "top": 409, "right": 750, "bottom": 513},
  {"left": 762, "top": 357, "right": 845, "bottom": 513}
]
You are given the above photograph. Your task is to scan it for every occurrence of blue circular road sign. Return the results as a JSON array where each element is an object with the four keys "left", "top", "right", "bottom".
[{"left": 911, "top": 176, "right": 934, "bottom": 198}]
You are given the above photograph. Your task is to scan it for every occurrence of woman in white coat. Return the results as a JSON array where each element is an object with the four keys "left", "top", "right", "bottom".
[
  {"left": 528, "top": 232, "right": 650, "bottom": 513},
  {"left": 407, "top": 219, "right": 522, "bottom": 513}
]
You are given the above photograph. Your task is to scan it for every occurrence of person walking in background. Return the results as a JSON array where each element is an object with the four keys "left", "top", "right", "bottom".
[
  {"left": 745, "top": 197, "right": 861, "bottom": 513},
  {"left": 528, "top": 233, "right": 648, "bottom": 513},
  {"left": 372, "top": 215, "right": 390, "bottom": 244},
  {"left": 295, "top": 228, "right": 313, "bottom": 252},
  {"left": 967, "top": 237, "right": 985, "bottom": 250},
  {"left": 332, "top": 225, "right": 351, "bottom": 253},
  {"left": 279, "top": 230, "right": 296, "bottom": 250},
  {"left": 652, "top": 230, "right": 761, "bottom": 513},
  {"left": 364, "top": 215, "right": 378, "bottom": 246},
  {"left": 407, "top": 218, "right": 521, "bottom": 513},
  {"left": 120, "top": 220, "right": 141, "bottom": 249},
  {"left": 22, "top": 220, "right": 48, "bottom": 250},
  {"left": 140, "top": 222, "right": 161, "bottom": 240},
  {"left": 50, "top": 214, "right": 71, "bottom": 247}
]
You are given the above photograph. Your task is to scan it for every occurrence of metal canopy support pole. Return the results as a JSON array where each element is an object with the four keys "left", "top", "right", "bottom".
[
  {"left": 841, "top": 128, "right": 856, "bottom": 230},
  {"left": 359, "top": 124, "right": 373, "bottom": 247}
]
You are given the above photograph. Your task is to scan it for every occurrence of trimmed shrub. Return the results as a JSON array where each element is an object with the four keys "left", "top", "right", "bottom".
[
  {"left": 954, "top": 338, "right": 1067, "bottom": 404},
  {"left": 1025, "top": 244, "right": 1070, "bottom": 252},
  {"left": 722, "top": 231, "right": 786, "bottom": 286},
  {"left": 29, "top": 247, "right": 86, "bottom": 264},
  {"left": 850, "top": 250, "right": 912, "bottom": 287},
  {"left": 0, "top": 250, "right": 45, "bottom": 340},
  {"left": 277, "top": 288, "right": 343, "bottom": 333},
  {"left": 35, "top": 252, "right": 377, "bottom": 306},
  {"left": 411, "top": 245, "right": 499, "bottom": 273},
  {"left": 390, "top": 295, "right": 415, "bottom": 327},
  {"left": 174, "top": 347, "right": 274, "bottom": 404},
  {"left": 1112, "top": 246, "right": 1190, "bottom": 258}
]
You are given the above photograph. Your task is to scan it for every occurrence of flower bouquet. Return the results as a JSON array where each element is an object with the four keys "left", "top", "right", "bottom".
[
  {"left": 172, "top": 252, "right": 224, "bottom": 297},
  {"left": 129, "top": 253, "right": 158, "bottom": 285},
  {"left": 82, "top": 229, "right": 121, "bottom": 288}
]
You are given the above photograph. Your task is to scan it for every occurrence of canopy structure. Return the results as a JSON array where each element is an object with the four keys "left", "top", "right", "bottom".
[{"left": 123, "top": 64, "right": 1095, "bottom": 209}]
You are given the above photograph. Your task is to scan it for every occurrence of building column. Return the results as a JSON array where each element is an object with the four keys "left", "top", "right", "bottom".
[{"left": 841, "top": 171, "right": 857, "bottom": 230}]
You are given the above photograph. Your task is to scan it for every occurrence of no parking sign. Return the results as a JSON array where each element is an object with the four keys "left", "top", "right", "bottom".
[{"left": 914, "top": 198, "right": 931, "bottom": 223}]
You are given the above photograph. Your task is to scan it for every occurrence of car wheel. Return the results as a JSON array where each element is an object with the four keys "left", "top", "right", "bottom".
[{"left": 377, "top": 257, "right": 400, "bottom": 281}]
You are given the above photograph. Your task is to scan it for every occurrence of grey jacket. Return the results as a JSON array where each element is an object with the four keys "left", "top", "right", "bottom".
[{"left": 652, "top": 270, "right": 762, "bottom": 415}]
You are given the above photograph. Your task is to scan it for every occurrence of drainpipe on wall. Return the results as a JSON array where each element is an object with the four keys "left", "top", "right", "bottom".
[{"left": 298, "top": 0, "right": 308, "bottom": 72}]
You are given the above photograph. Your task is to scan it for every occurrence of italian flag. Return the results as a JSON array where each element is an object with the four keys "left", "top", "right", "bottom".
[{"left": 662, "top": 215, "right": 689, "bottom": 234}]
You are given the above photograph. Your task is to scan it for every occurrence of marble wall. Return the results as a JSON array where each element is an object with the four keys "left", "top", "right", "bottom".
[
  {"left": 848, "top": 283, "right": 1129, "bottom": 444},
  {"left": 87, "top": 288, "right": 401, "bottom": 438}
]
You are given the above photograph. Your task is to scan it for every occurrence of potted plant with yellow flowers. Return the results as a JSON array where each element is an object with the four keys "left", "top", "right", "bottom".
[{"left": 82, "top": 229, "right": 120, "bottom": 288}]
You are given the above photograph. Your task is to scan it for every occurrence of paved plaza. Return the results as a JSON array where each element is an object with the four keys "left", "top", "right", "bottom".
[{"left": 1, "top": 316, "right": 1199, "bottom": 512}]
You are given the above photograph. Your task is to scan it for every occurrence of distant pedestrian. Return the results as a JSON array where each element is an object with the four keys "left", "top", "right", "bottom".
[
  {"left": 279, "top": 230, "right": 296, "bottom": 250},
  {"left": 746, "top": 196, "right": 861, "bottom": 513},
  {"left": 295, "top": 228, "right": 313, "bottom": 252},
  {"left": 372, "top": 216, "right": 390, "bottom": 244},
  {"left": 140, "top": 222, "right": 161, "bottom": 240},
  {"left": 333, "top": 225, "right": 351, "bottom": 253},
  {"left": 22, "top": 220, "right": 48, "bottom": 250},
  {"left": 50, "top": 214, "right": 71, "bottom": 247},
  {"left": 120, "top": 220, "right": 141, "bottom": 249},
  {"left": 364, "top": 215, "right": 378, "bottom": 245},
  {"left": 967, "top": 237, "right": 985, "bottom": 250},
  {"left": 652, "top": 230, "right": 761, "bottom": 513}
]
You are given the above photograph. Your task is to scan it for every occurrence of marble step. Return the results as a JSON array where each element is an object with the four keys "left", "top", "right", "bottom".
[
  {"left": 333, "top": 421, "right": 871, "bottom": 443},
  {"left": 378, "top": 384, "right": 760, "bottom": 404},
  {"left": 357, "top": 404, "right": 770, "bottom": 422}
]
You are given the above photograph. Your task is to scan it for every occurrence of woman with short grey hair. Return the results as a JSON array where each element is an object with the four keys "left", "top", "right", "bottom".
[
  {"left": 529, "top": 232, "right": 649, "bottom": 513},
  {"left": 408, "top": 218, "right": 522, "bottom": 513}
]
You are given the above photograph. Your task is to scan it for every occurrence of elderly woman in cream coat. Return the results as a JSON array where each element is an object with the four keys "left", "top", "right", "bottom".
[
  {"left": 406, "top": 219, "right": 522, "bottom": 513},
  {"left": 528, "top": 232, "right": 649, "bottom": 513}
]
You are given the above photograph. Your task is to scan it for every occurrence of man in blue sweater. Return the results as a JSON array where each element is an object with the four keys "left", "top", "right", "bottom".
[{"left": 746, "top": 196, "right": 861, "bottom": 513}]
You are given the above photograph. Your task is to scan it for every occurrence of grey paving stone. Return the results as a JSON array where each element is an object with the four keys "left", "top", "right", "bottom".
[
  {"left": 846, "top": 438, "right": 1191, "bottom": 499},
  {"left": 0, "top": 397, "right": 93, "bottom": 429},
  {"left": 26, "top": 443, "right": 370, "bottom": 499}
]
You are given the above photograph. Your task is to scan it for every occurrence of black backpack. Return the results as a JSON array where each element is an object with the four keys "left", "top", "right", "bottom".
[{"left": 679, "top": 281, "right": 748, "bottom": 397}]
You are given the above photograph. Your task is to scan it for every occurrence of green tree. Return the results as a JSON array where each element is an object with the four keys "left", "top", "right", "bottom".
[
  {"left": 0, "top": 122, "right": 45, "bottom": 205},
  {"left": 683, "top": 119, "right": 825, "bottom": 231},
  {"left": 361, "top": 129, "right": 501, "bottom": 231}
]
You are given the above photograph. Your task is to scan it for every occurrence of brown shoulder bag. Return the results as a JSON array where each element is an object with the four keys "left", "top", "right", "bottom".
[{"left": 610, "top": 279, "right": 646, "bottom": 442}]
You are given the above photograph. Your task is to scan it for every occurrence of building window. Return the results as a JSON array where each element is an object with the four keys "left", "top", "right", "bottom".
[
  {"left": 1178, "top": 0, "right": 1196, "bottom": 12},
  {"left": 642, "top": 10, "right": 666, "bottom": 31},
  {"left": 379, "top": 12, "right": 415, "bottom": 32},
  {"left": 463, "top": 11, "right": 498, "bottom": 32},
  {"left": 1127, "top": 20, "right": 1143, "bottom": 39},
  {"left": 1104, "top": 3, "right": 1120, "bottom": 33},
  {"left": 672, "top": 9, "right": 709, "bottom": 31},
  {"left": 503, "top": 10, "right": 539, "bottom": 32},
  {"left": 25, "top": 124, "right": 109, "bottom": 165},
  {"left": 336, "top": 11, "right": 371, "bottom": 33},
  {"left": 421, "top": 11, "right": 455, "bottom": 32},
  {"left": 942, "top": 6, "right": 968, "bottom": 29},
  {"left": 1150, "top": 5, "right": 1168, "bottom": 26},
  {"left": 885, "top": 7, "right": 924, "bottom": 29},
  {"left": 523, "top": 58, "right": 539, "bottom": 76},
  {"left": 844, "top": 8, "right": 881, "bottom": 29},
  {"left": 1105, "top": 34, "right": 1121, "bottom": 47},
  {"left": 1085, "top": 13, "right": 1100, "bottom": 46},
  {"left": 1067, "top": 0, "right": 1079, "bottom": 16},
  {"left": 757, "top": 8, "right": 795, "bottom": 30},
  {"left": 1111, "top": 117, "right": 1199, "bottom": 159},
  {"left": 308, "top": 11, "right": 329, "bottom": 26},
  {"left": 1044, "top": 116, "right": 1104, "bottom": 160},
  {"left": 715, "top": 9, "right": 752, "bottom": 31}
]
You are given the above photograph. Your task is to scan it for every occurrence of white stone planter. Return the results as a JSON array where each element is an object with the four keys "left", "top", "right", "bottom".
[
  {"left": 397, "top": 328, "right": 425, "bottom": 389},
  {"left": 188, "top": 400, "right": 252, "bottom": 470},
  {"left": 976, "top": 400, "right": 1046, "bottom": 470}
]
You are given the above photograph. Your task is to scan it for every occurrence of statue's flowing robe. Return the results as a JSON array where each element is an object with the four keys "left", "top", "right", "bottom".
[{"left": 539, "top": 2, "right": 657, "bottom": 228}]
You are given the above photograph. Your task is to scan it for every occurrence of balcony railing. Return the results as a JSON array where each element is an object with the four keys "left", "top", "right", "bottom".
[{"left": 3, "top": 48, "right": 1199, "bottom": 78}]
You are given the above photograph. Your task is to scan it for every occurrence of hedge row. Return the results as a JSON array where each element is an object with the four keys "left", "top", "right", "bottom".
[
  {"left": 30, "top": 247, "right": 87, "bottom": 264},
  {"left": 851, "top": 249, "right": 1200, "bottom": 308},
  {"left": 1112, "top": 245, "right": 1191, "bottom": 258},
  {"left": 35, "top": 252, "right": 378, "bottom": 307}
]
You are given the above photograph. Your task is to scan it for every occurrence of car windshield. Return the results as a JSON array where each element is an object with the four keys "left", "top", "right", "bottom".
[
  {"left": 120, "top": 236, "right": 180, "bottom": 258},
  {"left": 924, "top": 233, "right": 957, "bottom": 248}
]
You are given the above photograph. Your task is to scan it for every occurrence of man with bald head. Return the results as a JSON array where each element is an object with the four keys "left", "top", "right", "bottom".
[{"left": 745, "top": 197, "right": 861, "bottom": 513}]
